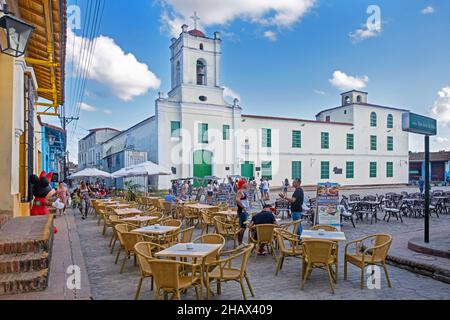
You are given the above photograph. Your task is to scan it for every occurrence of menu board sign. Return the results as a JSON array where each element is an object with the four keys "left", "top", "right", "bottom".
[{"left": 316, "top": 182, "right": 341, "bottom": 231}]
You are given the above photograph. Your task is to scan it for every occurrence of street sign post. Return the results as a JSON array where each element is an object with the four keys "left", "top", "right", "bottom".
[{"left": 402, "top": 112, "right": 437, "bottom": 244}]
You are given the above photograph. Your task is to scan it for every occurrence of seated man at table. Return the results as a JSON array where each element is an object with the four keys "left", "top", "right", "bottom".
[
  {"left": 248, "top": 205, "right": 278, "bottom": 255},
  {"left": 164, "top": 190, "right": 176, "bottom": 205}
]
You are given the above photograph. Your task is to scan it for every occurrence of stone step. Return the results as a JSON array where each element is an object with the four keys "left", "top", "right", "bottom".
[
  {"left": 0, "top": 216, "right": 53, "bottom": 255},
  {"left": 0, "top": 269, "right": 49, "bottom": 296},
  {"left": 0, "top": 252, "right": 49, "bottom": 274}
]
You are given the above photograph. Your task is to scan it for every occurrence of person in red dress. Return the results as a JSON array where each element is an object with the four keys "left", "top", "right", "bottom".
[{"left": 30, "top": 171, "right": 58, "bottom": 233}]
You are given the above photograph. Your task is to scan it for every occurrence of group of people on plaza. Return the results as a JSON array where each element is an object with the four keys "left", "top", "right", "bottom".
[{"left": 235, "top": 178, "right": 305, "bottom": 255}]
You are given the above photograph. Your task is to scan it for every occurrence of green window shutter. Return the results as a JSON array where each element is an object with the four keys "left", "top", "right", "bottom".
[
  {"left": 292, "top": 131, "right": 302, "bottom": 148},
  {"left": 346, "top": 162, "right": 354, "bottom": 179},
  {"left": 262, "top": 129, "right": 272, "bottom": 148},
  {"left": 387, "top": 136, "right": 394, "bottom": 151},
  {"left": 321, "top": 132, "right": 329, "bottom": 149},
  {"left": 171, "top": 121, "right": 181, "bottom": 138},
  {"left": 198, "top": 123, "right": 208, "bottom": 143},
  {"left": 387, "top": 114, "right": 394, "bottom": 129},
  {"left": 223, "top": 125, "right": 230, "bottom": 140},
  {"left": 292, "top": 161, "right": 302, "bottom": 180},
  {"left": 370, "top": 112, "right": 377, "bottom": 127},
  {"left": 261, "top": 161, "right": 272, "bottom": 180},
  {"left": 387, "top": 162, "right": 394, "bottom": 178},
  {"left": 370, "top": 162, "right": 377, "bottom": 178},
  {"left": 347, "top": 134, "right": 354, "bottom": 150},
  {"left": 321, "top": 161, "right": 330, "bottom": 180},
  {"left": 370, "top": 135, "right": 377, "bottom": 151}
]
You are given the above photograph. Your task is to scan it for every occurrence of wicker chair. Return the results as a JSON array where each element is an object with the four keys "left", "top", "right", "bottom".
[
  {"left": 184, "top": 207, "right": 199, "bottom": 226},
  {"left": 278, "top": 220, "right": 301, "bottom": 235},
  {"left": 134, "top": 242, "right": 166, "bottom": 300},
  {"left": 274, "top": 229, "right": 303, "bottom": 276},
  {"left": 248, "top": 224, "right": 276, "bottom": 261},
  {"left": 310, "top": 225, "right": 338, "bottom": 232},
  {"left": 213, "top": 216, "right": 240, "bottom": 248},
  {"left": 101, "top": 209, "right": 115, "bottom": 236},
  {"left": 344, "top": 234, "right": 392, "bottom": 289},
  {"left": 165, "top": 226, "right": 196, "bottom": 247},
  {"left": 200, "top": 210, "right": 216, "bottom": 235},
  {"left": 149, "top": 259, "right": 202, "bottom": 300},
  {"left": 162, "top": 201, "right": 174, "bottom": 218},
  {"left": 301, "top": 240, "right": 338, "bottom": 294},
  {"left": 204, "top": 244, "right": 255, "bottom": 300}
]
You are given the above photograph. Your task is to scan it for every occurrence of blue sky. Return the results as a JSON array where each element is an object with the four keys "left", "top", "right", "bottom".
[{"left": 59, "top": 0, "right": 450, "bottom": 162}]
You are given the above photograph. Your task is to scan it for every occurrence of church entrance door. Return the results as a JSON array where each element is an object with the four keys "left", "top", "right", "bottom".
[
  {"left": 241, "top": 162, "right": 254, "bottom": 180},
  {"left": 193, "top": 150, "right": 213, "bottom": 183}
]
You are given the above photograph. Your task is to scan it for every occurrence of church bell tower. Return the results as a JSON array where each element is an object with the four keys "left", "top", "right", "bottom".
[{"left": 168, "top": 13, "right": 226, "bottom": 106}]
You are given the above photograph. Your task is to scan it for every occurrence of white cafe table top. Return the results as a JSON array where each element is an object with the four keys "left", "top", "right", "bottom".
[
  {"left": 133, "top": 225, "right": 178, "bottom": 235},
  {"left": 301, "top": 230, "right": 347, "bottom": 242},
  {"left": 155, "top": 243, "right": 222, "bottom": 259}
]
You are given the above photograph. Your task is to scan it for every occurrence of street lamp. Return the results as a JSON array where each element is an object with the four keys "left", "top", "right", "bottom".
[{"left": 0, "top": 4, "right": 34, "bottom": 58}]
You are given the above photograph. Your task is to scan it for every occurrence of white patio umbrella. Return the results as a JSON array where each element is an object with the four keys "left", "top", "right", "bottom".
[
  {"left": 112, "top": 161, "right": 172, "bottom": 178},
  {"left": 68, "top": 168, "right": 112, "bottom": 179}
]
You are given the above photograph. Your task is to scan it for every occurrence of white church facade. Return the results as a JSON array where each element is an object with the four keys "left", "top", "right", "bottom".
[{"left": 96, "top": 25, "right": 410, "bottom": 189}]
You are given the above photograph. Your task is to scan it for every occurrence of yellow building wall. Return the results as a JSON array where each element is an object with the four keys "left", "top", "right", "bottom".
[{"left": 0, "top": 54, "right": 16, "bottom": 217}]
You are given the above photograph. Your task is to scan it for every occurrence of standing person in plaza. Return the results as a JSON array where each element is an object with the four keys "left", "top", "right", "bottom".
[
  {"left": 78, "top": 181, "right": 92, "bottom": 220},
  {"left": 206, "top": 180, "right": 214, "bottom": 204},
  {"left": 282, "top": 178, "right": 290, "bottom": 197},
  {"left": 236, "top": 180, "right": 250, "bottom": 247},
  {"left": 56, "top": 182, "right": 69, "bottom": 215},
  {"left": 187, "top": 180, "right": 193, "bottom": 199},
  {"left": 262, "top": 178, "right": 270, "bottom": 201},
  {"left": 419, "top": 178, "right": 425, "bottom": 194},
  {"left": 280, "top": 179, "right": 304, "bottom": 236}
]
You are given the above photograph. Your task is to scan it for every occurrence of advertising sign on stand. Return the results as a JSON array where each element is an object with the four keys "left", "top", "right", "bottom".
[{"left": 316, "top": 182, "right": 341, "bottom": 231}]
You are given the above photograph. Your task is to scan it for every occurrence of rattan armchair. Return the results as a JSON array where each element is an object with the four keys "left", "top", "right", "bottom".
[
  {"left": 274, "top": 229, "right": 303, "bottom": 276},
  {"left": 204, "top": 244, "right": 255, "bottom": 300},
  {"left": 301, "top": 240, "right": 338, "bottom": 294},
  {"left": 213, "top": 216, "right": 241, "bottom": 248},
  {"left": 134, "top": 241, "right": 166, "bottom": 300},
  {"left": 149, "top": 259, "right": 202, "bottom": 300},
  {"left": 248, "top": 224, "right": 276, "bottom": 261},
  {"left": 310, "top": 225, "right": 338, "bottom": 232},
  {"left": 344, "top": 234, "right": 392, "bottom": 289},
  {"left": 200, "top": 210, "right": 216, "bottom": 235},
  {"left": 184, "top": 207, "right": 200, "bottom": 226}
]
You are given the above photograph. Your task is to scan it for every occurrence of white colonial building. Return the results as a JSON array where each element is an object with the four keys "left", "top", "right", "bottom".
[{"left": 89, "top": 25, "right": 411, "bottom": 189}]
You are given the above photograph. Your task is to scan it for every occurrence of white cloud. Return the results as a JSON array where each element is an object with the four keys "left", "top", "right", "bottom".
[
  {"left": 430, "top": 87, "right": 450, "bottom": 127},
  {"left": 160, "top": 0, "right": 316, "bottom": 38},
  {"left": 263, "top": 30, "right": 277, "bottom": 41},
  {"left": 78, "top": 102, "right": 112, "bottom": 115},
  {"left": 223, "top": 86, "right": 241, "bottom": 102},
  {"left": 349, "top": 25, "right": 382, "bottom": 43},
  {"left": 67, "top": 28, "right": 161, "bottom": 101},
  {"left": 435, "top": 136, "right": 449, "bottom": 144},
  {"left": 314, "top": 90, "right": 327, "bottom": 96},
  {"left": 329, "top": 71, "right": 369, "bottom": 91},
  {"left": 421, "top": 6, "right": 435, "bottom": 14},
  {"left": 78, "top": 102, "right": 97, "bottom": 112}
]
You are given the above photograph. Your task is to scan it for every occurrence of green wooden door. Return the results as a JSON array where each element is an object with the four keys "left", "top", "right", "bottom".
[
  {"left": 241, "top": 162, "right": 254, "bottom": 180},
  {"left": 193, "top": 150, "right": 213, "bottom": 180}
]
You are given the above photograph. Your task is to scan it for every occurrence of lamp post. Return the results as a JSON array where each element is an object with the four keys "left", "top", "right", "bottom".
[{"left": 0, "top": 4, "right": 34, "bottom": 58}]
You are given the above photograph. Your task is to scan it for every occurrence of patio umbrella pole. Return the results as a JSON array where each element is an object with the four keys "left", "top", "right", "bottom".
[{"left": 424, "top": 135, "right": 430, "bottom": 244}]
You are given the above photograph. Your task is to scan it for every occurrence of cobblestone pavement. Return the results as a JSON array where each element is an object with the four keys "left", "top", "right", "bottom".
[{"left": 75, "top": 202, "right": 450, "bottom": 300}]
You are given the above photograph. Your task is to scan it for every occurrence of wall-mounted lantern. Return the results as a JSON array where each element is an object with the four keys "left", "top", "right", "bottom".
[{"left": 0, "top": 4, "right": 34, "bottom": 58}]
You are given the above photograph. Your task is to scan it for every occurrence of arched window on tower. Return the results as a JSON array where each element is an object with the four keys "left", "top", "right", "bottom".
[
  {"left": 357, "top": 95, "right": 362, "bottom": 103},
  {"left": 197, "top": 59, "right": 207, "bottom": 86},
  {"left": 345, "top": 96, "right": 351, "bottom": 105},
  {"left": 199, "top": 43, "right": 204, "bottom": 50},
  {"left": 176, "top": 61, "right": 181, "bottom": 86}
]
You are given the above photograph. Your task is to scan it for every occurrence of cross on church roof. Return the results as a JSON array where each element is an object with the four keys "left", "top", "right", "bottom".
[{"left": 190, "top": 11, "right": 200, "bottom": 30}]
